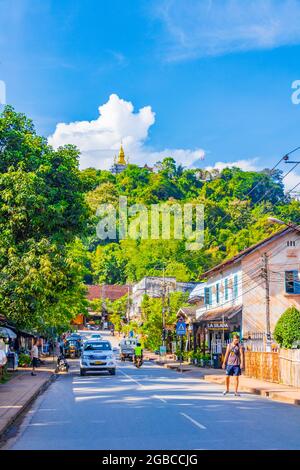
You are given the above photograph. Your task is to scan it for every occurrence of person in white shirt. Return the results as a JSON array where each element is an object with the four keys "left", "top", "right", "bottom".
[
  {"left": 31, "top": 338, "right": 39, "bottom": 376},
  {"left": 0, "top": 340, "right": 7, "bottom": 378}
]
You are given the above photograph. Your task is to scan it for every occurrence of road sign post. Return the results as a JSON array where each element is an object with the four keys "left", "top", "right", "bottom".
[
  {"left": 176, "top": 320, "right": 187, "bottom": 373},
  {"left": 180, "top": 336, "right": 183, "bottom": 372}
]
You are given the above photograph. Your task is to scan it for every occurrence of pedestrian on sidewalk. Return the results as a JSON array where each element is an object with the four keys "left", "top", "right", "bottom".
[
  {"left": 31, "top": 338, "right": 39, "bottom": 376},
  {"left": 222, "top": 334, "right": 244, "bottom": 396},
  {"left": 0, "top": 339, "right": 7, "bottom": 379}
]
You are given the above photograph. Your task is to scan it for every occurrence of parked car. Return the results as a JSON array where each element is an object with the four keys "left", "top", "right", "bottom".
[{"left": 80, "top": 340, "right": 116, "bottom": 376}]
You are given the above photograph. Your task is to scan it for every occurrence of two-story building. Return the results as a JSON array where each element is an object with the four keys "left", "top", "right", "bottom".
[
  {"left": 130, "top": 277, "right": 200, "bottom": 320},
  {"left": 190, "top": 225, "right": 300, "bottom": 353}
]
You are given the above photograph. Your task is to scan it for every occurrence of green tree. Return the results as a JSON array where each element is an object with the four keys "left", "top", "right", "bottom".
[
  {"left": 0, "top": 106, "right": 89, "bottom": 330},
  {"left": 274, "top": 306, "right": 300, "bottom": 349},
  {"left": 141, "top": 291, "right": 189, "bottom": 351},
  {"left": 91, "top": 243, "right": 127, "bottom": 284}
]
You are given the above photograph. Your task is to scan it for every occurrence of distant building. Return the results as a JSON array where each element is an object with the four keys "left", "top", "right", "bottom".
[
  {"left": 110, "top": 145, "right": 128, "bottom": 174},
  {"left": 189, "top": 225, "right": 300, "bottom": 352},
  {"left": 87, "top": 284, "right": 131, "bottom": 324},
  {"left": 130, "top": 277, "right": 200, "bottom": 320},
  {"left": 87, "top": 284, "right": 130, "bottom": 302}
]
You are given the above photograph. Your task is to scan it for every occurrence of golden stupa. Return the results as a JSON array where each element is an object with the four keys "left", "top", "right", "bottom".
[{"left": 117, "top": 145, "right": 126, "bottom": 165}]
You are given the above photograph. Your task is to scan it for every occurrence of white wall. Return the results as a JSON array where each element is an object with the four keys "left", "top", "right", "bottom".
[{"left": 195, "top": 264, "right": 242, "bottom": 320}]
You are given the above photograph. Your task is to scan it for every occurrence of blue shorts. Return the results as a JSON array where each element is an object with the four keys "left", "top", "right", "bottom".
[{"left": 226, "top": 365, "right": 241, "bottom": 376}]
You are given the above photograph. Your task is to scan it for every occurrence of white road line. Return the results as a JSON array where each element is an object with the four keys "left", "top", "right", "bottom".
[
  {"left": 118, "top": 368, "right": 144, "bottom": 388},
  {"left": 119, "top": 367, "right": 167, "bottom": 403},
  {"left": 180, "top": 412, "right": 207, "bottom": 430},
  {"left": 153, "top": 395, "right": 167, "bottom": 403}
]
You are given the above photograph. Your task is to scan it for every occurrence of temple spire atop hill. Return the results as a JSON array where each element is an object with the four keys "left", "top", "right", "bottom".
[
  {"left": 117, "top": 144, "right": 126, "bottom": 165},
  {"left": 111, "top": 144, "right": 128, "bottom": 174}
]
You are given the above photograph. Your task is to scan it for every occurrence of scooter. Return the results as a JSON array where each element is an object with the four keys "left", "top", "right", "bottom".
[{"left": 55, "top": 354, "right": 69, "bottom": 373}]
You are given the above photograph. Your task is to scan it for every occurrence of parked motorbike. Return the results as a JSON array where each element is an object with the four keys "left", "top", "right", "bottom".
[{"left": 55, "top": 354, "right": 69, "bottom": 373}]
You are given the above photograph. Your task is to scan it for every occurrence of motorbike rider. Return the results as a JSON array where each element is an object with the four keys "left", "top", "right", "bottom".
[{"left": 134, "top": 342, "right": 143, "bottom": 365}]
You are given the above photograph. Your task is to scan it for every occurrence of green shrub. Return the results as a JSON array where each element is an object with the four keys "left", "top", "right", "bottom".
[
  {"left": 18, "top": 353, "right": 31, "bottom": 367},
  {"left": 274, "top": 306, "right": 300, "bottom": 349}
]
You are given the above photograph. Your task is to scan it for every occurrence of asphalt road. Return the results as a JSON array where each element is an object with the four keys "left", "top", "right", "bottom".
[{"left": 4, "top": 333, "right": 300, "bottom": 450}]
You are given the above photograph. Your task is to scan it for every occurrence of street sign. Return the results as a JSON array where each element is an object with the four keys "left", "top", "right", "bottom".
[
  {"left": 176, "top": 321, "right": 187, "bottom": 336},
  {"left": 207, "top": 322, "right": 229, "bottom": 330}
]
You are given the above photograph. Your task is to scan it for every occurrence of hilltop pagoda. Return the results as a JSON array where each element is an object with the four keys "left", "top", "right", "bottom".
[{"left": 110, "top": 145, "right": 128, "bottom": 174}]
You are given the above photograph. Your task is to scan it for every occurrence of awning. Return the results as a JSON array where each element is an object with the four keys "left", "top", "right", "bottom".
[
  {"left": 196, "top": 305, "right": 242, "bottom": 323},
  {"left": 177, "top": 306, "right": 198, "bottom": 322},
  {"left": 0, "top": 327, "right": 17, "bottom": 339}
]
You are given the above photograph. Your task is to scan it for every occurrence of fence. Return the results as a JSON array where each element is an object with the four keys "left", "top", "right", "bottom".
[
  {"left": 244, "top": 351, "right": 280, "bottom": 383},
  {"left": 279, "top": 349, "right": 300, "bottom": 388},
  {"left": 211, "top": 339, "right": 230, "bottom": 354},
  {"left": 245, "top": 350, "right": 300, "bottom": 387}
]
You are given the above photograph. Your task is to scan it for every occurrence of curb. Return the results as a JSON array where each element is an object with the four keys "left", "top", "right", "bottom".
[
  {"left": 0, "top": 372, "right": 57, "bottom": 440},
  {"left": 155, "top": 360, "right": 300, "bottom": 407},
  {"left": 202, "top": 375, "right": 300, "bottom": 406}
]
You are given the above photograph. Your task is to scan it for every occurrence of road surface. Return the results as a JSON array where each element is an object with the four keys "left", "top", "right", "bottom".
[{"left": 4, "top": 332, "right": 300, "bottom": 450}]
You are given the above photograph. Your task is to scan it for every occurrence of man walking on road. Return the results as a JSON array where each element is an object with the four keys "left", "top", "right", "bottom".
[
  {"left": 222, "top": 334, "right": 244, "bottom": 396},
  {"left": 31, "top": 338, "right": 39, "bottom": 376}
]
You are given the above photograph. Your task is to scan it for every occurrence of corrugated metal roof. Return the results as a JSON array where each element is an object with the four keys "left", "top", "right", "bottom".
[
  {"left": 197, "top": 305, "right": 242, "bottom": 322},
  {"left": 87, "top": 285, "right": 130, "bottom": 301}
]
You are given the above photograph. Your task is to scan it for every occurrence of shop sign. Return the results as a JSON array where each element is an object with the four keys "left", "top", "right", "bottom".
[{"left": 207, "top": 322, "right": 229, "bottom": 330}]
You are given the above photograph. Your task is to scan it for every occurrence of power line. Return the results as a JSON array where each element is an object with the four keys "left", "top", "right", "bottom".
[
  {"left": 205, "top": 149, "right": 300, "bottom": 247},
  {"left": 205, "top": 154, "right": 288, "bottom": 238}
]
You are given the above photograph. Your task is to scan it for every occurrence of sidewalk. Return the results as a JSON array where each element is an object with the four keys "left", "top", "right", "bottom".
[
  {"left": 0, "top": 358, "right": 57, "bottom": 438},
  {"left": 154, "top": 356, "right": 300, "bottom": 406}
]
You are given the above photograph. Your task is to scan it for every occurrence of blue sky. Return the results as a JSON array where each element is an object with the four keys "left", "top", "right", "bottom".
[{"left": 0, "top": 0, "right": 300, "bottom": 184}]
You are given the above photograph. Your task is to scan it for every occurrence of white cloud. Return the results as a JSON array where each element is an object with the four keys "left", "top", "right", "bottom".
[
  {"left": 282, "top": 170, "right": 300, "bottom": 193},
  {"left": 48, "top": 93, "right": 205, "bottom": 169},
  {"left": 47, "top": 93, "right": 300, "bottom": 193},
  {"left": 205, "top": 158, "right": 260, "bottom": 173},
  {"left": 154, "top": 0, "right": 300, "bottom": 61}
]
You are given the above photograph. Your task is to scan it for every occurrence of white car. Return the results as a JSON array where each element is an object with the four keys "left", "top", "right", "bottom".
[
  {"left": 80, "top": 340, "right": 116, "bottom": 376},
  {"left": 80, "top": 333, "right": 102, "bottom": 346},
  {"left": 89, "top": 333, "right": 102, "bottom": 341}
]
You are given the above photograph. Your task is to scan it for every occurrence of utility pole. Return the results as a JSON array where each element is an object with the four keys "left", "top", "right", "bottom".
[
  {"left": 126, "top": 285, "right": 130, "bottom": 323},
  {"left": 162, "top": 265, "right": 166, "bottom": 347},
  {"left": 262, "top": 253, "right": 271, "bottom": 343}
]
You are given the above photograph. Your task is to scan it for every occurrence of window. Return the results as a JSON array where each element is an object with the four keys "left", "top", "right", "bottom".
[
  {"left": 233, "top": 274, "right": 238, "bottom": 298},
  {"left": 84, "top": 342, "right": 112, "bottom": 351},
  {"left": 225, "top": 278, "right": 229, "bottom": 300},
  {"left": 285, "top": 271, "right": 300, "bottom": 294},
  {"left": 204, "top": 287, "right": 212, "bottom": 305},
  {"left": 287, "top": 240, "right": 296, "bottom": 247},
  {"left": 216, "top": 283, "right": 220, "bottom": 303}
]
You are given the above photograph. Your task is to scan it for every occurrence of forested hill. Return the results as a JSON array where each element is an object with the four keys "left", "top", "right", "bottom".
[
  {"left": 81, "top": 158, "right": 300, "bottom": 284},
  {"left": 1, "top": 106, "right": 300, "bottom": 331}
]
